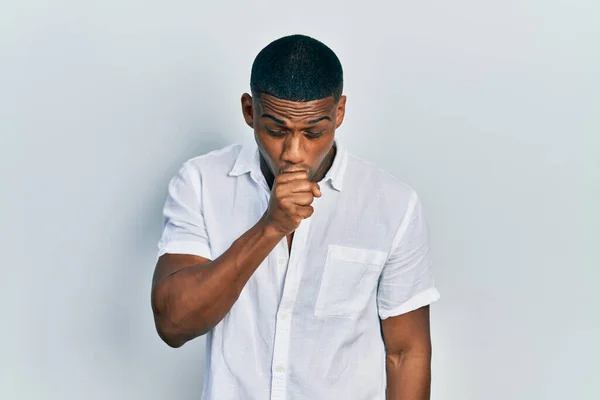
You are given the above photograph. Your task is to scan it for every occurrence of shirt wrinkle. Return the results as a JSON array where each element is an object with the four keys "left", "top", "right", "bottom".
[{"left": 157, "top": 137, "right": 440, "bottom": 400}]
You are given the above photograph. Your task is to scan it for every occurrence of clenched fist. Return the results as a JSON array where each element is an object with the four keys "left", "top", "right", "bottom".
[{"left": 263, "top": 171, "right": 321, "bottom": 235}]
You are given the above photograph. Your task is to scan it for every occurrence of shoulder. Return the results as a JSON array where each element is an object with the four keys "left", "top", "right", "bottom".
[
  {"left": 345, "top": 152, "right": 417, "bottom": 204},
  {"left": 182, "top": 143, "right": 243, "bottom": 175},
  {"left": 166, "top": 143, "right": 243, "bottom": 195},
  {"left": 338, "top": 151, "right": 422, "bottom": 248}
]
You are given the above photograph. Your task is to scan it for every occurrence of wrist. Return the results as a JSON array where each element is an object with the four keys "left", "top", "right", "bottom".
[{"left": 258, "top": 214, "right": 286, "bottom": 240}]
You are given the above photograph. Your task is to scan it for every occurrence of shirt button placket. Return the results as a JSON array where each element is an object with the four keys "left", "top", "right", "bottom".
[{"left": 269, "top": 215, "right": 312, "bottom": 400}]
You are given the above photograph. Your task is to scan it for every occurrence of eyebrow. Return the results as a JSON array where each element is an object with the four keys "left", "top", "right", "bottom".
[
  {"left": 307, "top": 116, "right": 331, "bottom": 124},
  {"left": 261, "top": 114, "right": 286, "bottom": 125},
  {"left": 261, "top": 114, "right": 331, "bottom": 125}
]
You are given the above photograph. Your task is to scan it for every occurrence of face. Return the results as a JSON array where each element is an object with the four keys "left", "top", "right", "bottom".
[{"left": 241, "top": 92, "right": 347, "bottom": 182}]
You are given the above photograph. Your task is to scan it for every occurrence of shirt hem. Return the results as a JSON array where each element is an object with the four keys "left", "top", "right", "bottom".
[
  {"left": 157, "top": 240, "right": 212, "bottom": 261},
  {"left": 378, "top": 287, "right": 441, "bottom": 319}
]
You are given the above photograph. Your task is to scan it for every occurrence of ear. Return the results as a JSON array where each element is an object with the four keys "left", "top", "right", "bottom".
[
  {"left": 335, "top": 95, "right": 347, "bottom": 129},
  {"left": 241, "top": 93, "right": 254, "bottom": 128}
]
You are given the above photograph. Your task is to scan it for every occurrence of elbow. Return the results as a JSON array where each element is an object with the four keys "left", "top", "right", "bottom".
[
  {"left": 155, "top": 320, "right": 210, "bottom": 348},
  {"left": 151, "top": 284, "right": 209, "bottom": 348},
  {"left": 386, "top": 345, "right": 432, "bottom": 367},
  {"left": 156, "top": 324, "right": 188, "bottom": 348},
  {"left": 153, "top": 307, "right": 198, "bottom": 348}
]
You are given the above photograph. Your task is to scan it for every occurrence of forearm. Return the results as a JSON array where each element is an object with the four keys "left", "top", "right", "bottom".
[
  {"left": 385, "top": 350, "right": 432, "bottom": 400},
  {"left": 153, "top": 214, "right": 284, "bottom": 347}
]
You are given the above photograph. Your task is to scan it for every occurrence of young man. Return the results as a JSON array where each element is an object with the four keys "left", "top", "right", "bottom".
[{"left": 151, "top": 34, "right": 441, "bottom": 400}]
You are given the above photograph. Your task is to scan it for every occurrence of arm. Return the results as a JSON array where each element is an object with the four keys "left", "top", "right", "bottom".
[
  {"left": 381, "top": 305, "right": 432, "bottom": 400},
  {"left": 377, "top": 191, "right": 440, "bottom": 399},
  {"left": 151, "top": 167, "right": 320, "bottom": 348},
  {"left": 151, "top": 214, "right": 284, "bottom": 348}
]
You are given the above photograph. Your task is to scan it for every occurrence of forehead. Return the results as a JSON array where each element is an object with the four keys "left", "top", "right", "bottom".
[{"left": 257, "top": 93, "right": 336, "bottom": 118}]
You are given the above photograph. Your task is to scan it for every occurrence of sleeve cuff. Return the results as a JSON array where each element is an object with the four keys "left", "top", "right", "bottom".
[
  {"left": 378, "top": 287, "right": 441, "bottom": 320},
  {"left": 157, "top": 240, "right": 212, "bottom": 261}
]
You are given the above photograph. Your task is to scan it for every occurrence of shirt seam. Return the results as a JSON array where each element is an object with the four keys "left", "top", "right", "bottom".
[{"left": 384, "top": 190, "right": 419, "bottom": 264}]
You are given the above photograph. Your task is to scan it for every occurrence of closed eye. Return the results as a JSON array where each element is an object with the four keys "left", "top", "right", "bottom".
[
  {"left": 305, "top": 131, "right": 324, "bottom": 139},
  {"left": 266, "top": 129, "right": 324, "bottom": 139},
  {"left": 266, "top": 129, "right": 285, "bottom": 137}
]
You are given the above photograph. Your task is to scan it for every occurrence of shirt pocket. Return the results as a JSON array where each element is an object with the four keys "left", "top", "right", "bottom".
[{"left": 314, "top": 244, "right": 388, "bottom": 318}]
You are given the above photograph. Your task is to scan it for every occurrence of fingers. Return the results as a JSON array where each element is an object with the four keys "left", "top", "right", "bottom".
[
  {"left": 295, "top": 205, "right": 315, "bottom": 219},
  {"left": 276, "top": 171, "right": 309, "bottom": 183},
  {"left": 266, "top": 170, "right": 321, "bottom": 233},
  {"left": 286, "top": 181, "right": 320, "bottom": 195},
  {"left": 289, "top": 192, "right": 316, "bottom": 206},
  {"left": 275, "top": 172, "right": 322, "bottom": 197}
]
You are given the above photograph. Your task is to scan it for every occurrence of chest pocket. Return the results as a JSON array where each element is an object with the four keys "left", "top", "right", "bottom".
[{"left": 314, "top": 245, "right": 387, "bottom": 318}]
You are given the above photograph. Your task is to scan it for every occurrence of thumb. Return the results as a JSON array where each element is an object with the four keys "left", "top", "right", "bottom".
[{"left": 312, "top": 183, "right": 322, "bottom": 198}]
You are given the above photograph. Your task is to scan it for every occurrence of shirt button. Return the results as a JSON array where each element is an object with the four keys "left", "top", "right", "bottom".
[
  {"left": 280, "top": 313, "right": 288, "bottom": 320},
  {"left": 277, "top": 257, "right": 286, "bottom": 265},
  {"left": 275, "top": 365, "right": 284, "bottom": 373}
]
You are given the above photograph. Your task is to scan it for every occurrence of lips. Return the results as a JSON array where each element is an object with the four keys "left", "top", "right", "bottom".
[{"left": 280, "top": 167, "right": 308, "bottom": 174}]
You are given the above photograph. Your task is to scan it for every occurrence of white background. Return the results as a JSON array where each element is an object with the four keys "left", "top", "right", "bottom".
[{"left": 1, "top": 1, "right": 598, "bottom": 399}]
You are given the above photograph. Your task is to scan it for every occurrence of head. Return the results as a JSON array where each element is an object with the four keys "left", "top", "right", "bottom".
[{"left": 241, "top": 34, "right": 346, "bottom": 182}]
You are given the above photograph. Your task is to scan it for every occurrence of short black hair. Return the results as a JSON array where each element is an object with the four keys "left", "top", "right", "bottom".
[{"left": 250, "top": 34, "right": 343, "bottom": 103}]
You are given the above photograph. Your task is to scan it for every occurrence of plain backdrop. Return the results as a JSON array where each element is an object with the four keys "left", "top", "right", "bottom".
[{"left": 1, "top": 1, "right": 598, "bottom": 399}]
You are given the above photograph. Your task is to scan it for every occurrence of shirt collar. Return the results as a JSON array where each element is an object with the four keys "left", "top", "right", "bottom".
[
  {"left": 228, "top": 137, "right": 348, "bottom": 192},
  {"left": 228, "top": 138, "right": 261, "bottom": 178}
]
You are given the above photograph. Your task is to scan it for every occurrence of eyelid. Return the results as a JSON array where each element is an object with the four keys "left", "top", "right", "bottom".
[
  {"left": 266, "top": 128, "right": 285, "bottom": 136},
  {"left": 266, "top": 128, "right": 323, "bottom": 138},
  {"left": 305, "top": 131, "right": 324, "bottom": 138},
  {"left": 266, "top": 125, "right": 287, "bottom": 131}
]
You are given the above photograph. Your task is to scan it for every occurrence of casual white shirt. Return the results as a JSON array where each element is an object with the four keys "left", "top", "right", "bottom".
[{"left": 157, "top": 136, "right": 441, "bottom": 400}]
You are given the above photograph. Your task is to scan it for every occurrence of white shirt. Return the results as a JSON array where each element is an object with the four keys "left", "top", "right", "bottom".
[{"left": 157, "top": 137, "right": 441, "bottom": 400}]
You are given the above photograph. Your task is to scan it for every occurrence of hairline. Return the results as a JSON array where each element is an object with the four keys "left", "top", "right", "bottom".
[{"left": 251, "top": 90, "right": 341, "bottom": 105}]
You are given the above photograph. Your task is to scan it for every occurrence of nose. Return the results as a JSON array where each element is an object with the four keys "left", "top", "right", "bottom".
[{"left": 281, "top": 135, "right": 305, "bottom": 167}]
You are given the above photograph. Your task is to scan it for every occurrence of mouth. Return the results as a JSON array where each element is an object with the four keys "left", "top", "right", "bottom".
[{"left": 279, "top": 167, "right": 309, "bottom": 174}]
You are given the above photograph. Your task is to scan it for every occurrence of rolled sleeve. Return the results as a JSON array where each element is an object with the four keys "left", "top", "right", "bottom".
[
  {"left": 377, "top": 191, "right": 440, "bottom": 320},
  {"left": 156, "top": 161, "right": 212, "bottom": 261}
]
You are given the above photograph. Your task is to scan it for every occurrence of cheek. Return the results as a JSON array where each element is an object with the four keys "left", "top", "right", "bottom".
[
  {"left": 311, "top": 141, "right": 334, "bottom": 165},
  {"left": 256, "top": 135, "right": 281, "bottom": 164}
]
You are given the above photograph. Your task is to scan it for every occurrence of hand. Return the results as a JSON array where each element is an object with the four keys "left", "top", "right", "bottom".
[{"left": 264, "top": 171, "right": 321, "bottom": 235}]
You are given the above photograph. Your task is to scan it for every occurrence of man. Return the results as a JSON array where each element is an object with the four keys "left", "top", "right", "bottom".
[{"left": 151, "top": 34, "right": 441, "bottom": 400}]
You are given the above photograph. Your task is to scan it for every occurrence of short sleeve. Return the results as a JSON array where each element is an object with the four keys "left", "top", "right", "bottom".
[
  {"left": 156, "top": 162, "right": 212, "bottom": 260},
  {"left": 377, "top": 191, "right": 440, "bottom": 319}
]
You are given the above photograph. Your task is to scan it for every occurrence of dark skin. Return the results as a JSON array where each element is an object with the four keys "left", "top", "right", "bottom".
[
  {"left": 382, "top": 306, "right": 433, "bottom": 400},
  {"left": 151, "top": 91, "right": 432, "bottom": 400},
  {"left": 241, "top": 92, "right": 344, "bottom": 251}
]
